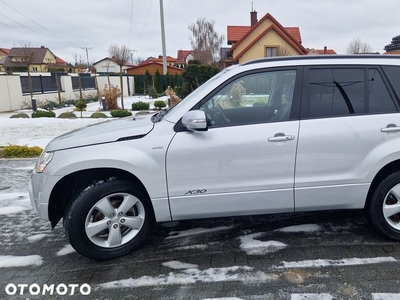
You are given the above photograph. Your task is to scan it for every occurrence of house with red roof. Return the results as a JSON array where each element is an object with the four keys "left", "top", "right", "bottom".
[
  {"left": 93, "top": 57, "right": 135, "bottom": 74},
  {"left": 3, "top": 46, "right": 72, "bottom": 73},
  {"left": 144, "top": 55, "right": 178, "bottom": 67},
  {"left": 307, "top": 46, "right": 337, "bottom": 55},
  {"left": 126, "top": 60, "right": 183, "bottom": 76},
  {"left": 226, "top": 11, "right": 308, "bottom": 65},
  {"left": 176, "top": 50, "right": 194, "bottom": 68},
  {"left": 0, "top": 48, "right": 10, "bottom": 72}
]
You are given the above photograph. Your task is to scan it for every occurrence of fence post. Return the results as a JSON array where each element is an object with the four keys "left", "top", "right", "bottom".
[
  {"left": 101, "top": 97, "right": 107, "bottom": 111},
  {"left": 31, "top": 98, "right": 37, "bottom": 111},
  {"left": 39, "top": 75, "right": 44, "bottom": 94}
]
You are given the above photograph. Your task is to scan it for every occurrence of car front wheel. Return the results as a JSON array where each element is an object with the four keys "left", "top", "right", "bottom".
[
  {"left": 64, "top": 179, "right": 154, "bottom": 260},
  {"left": 368, "top": 171, "right": 400, "bottom": 241}
]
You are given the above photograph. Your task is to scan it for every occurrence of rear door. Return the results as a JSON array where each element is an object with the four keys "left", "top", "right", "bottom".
[{"left": 295, "top": 65, "right": 400, "bottom": 211}]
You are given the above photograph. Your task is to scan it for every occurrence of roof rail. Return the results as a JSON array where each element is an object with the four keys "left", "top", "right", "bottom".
[{"left": 241, "top": 54, "right": 399, "bottom": 66}]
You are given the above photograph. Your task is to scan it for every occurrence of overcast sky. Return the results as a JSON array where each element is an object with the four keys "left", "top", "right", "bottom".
[{"left": 0, "top": 0, "right": 398, "bottom": 64}]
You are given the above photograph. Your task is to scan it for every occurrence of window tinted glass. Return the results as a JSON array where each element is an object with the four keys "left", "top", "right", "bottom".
[
  {"left": 368, "top": 69, "right": 397, "bottom": 113},
  {"left": 308, "top": 68, "right": 365, "bottom": 118},
  {"left": 383, "top": 65, "right": 400, "bottom": 99},
  {"left": 200, "top": 70, "right": 296, "bottom": 127}
]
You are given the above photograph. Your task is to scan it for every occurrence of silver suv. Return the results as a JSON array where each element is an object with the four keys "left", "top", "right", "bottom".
[{"left": 29, "top": 55, "right": 400, "bottom": 260}]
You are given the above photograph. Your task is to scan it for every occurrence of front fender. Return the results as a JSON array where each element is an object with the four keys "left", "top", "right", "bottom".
[{"left": 44, "top": 141, "right": 168, "bottom": 200}]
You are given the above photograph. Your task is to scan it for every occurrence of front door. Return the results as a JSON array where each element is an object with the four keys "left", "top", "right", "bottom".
[{"left": 166, "top": 68, "right": 301, "bottom": 220}]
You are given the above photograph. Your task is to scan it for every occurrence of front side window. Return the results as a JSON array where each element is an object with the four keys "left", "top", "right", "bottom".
[{"left": 200, "top": 69, "right": 297, "bottom": 127}]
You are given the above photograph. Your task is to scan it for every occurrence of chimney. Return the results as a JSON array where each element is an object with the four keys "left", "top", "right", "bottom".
[
  {"left": 251, "top": 10, "right": 258, "bottom": 26},
  {"left": 324, "top": 46, "right": 327, "bottom": 54}
]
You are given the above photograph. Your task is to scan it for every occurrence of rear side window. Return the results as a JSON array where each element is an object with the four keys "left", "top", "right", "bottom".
[
  {"left": 368, "top": 68, "right": 397, "bottom": 113},
  {"left": 382, "top": 66, "right": 400, "bottom": 99},
  {"left": 308, "top": 67, "right": 397, "bottom": 118},
  {"left": 308, "top": 68, "right": 365, "bottom": 118}
]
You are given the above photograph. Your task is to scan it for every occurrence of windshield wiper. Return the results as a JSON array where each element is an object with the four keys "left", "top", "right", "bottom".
[{"left": 151, "top": 108, "right": 170, "bottom": 123}]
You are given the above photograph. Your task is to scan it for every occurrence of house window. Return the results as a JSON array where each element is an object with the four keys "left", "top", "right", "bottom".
[
  {"left": 32, "top": 67, "right": 38, "bottom": 72},
  {"left": 266, "top": 47, "right": 278, "bottom": 57}
]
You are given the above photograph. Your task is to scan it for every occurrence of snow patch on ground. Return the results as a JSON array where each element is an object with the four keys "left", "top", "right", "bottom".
[
  {"left": 56, "top": 244, "right": 76, "bottom": 256},
  {"left": 275, "top": 257, "right": 397, "bottom": 269},
  {"left": 372, "top": 294, "right": 400, "bottom": 300},
  {"left": 162, "top": 261, "right": 199, "bottom": 270},
  {"left": 98, "top": 265, "right": 277, "bottom": 289},
  {"left": 291, "top": 294, "right": 333, "bottom": 300},
  {"left": 0, "top": 192, "right": 32, "bottom": 215},
  {"left": 275, "top": 224, "right": 323, "bottom": 233},
  {"left": 0, "top": 255, "right": 43, "bottom": 267},
  {"left": 239, "top": 233, "right": 287, "bottom": 255},
  {"left": 0, "top": 205, "right": 29, "bottom": 215},
  {"left": 27, "top": 233, "right": 49, "bottom": 242},
  {"left": 13, "top": 166, "right": 35, "bottom": 170},
  {"left": 166, "top": 226, "right": 233, "bottom": 239}
]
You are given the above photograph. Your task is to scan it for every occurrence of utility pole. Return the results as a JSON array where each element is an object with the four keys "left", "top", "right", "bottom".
[
  {"left": 80, "top": 47, "right": 92, "bottom": 69},
  {"left": 128, "top": 49, "right": 137, "bottom": 64},
  {"left": 159, "top": 0, "right": 167, "bottom": 75}
]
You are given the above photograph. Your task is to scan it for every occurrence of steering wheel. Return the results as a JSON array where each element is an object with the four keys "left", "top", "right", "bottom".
[{"left": 216, "top": 103, "right": 230, "bottom": 124}]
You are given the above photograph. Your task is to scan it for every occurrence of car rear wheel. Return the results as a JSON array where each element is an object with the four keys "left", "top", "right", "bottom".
[
  {"left": 64, "top": 179, "right": 154, "bottom": 260},
  {"left": 368, "top": 171, "right": 400, "bottom": 240}
]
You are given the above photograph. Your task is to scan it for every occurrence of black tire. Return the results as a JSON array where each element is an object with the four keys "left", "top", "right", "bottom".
[
  {"left": 368, "top": 171, "right": 400, "bottom": 240},
  {"left": 64, "top": 179, "right": 155, "bottom": 260}
]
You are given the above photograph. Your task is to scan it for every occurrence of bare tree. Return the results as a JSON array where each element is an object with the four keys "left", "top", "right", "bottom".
[
  {"left": 72, "top": 52, "right": 86, "bottom": 68},
  {"left": 108, "top": 44, "right": 131, "bottom": 110},
  {"left": 346, "top": 38, "right": 373, "bottom": 54},
  {"left": 132, "top": 56, "right": 145, "bottom": 66},
  {"left": 277, "top": 46, "right": 293, "bottom": 56},
  {"left": 19, "top": 41, "right": 35, "bottom": 100},
  {"left": 189, "top": 18, "right": 224, "bottom": 64}
]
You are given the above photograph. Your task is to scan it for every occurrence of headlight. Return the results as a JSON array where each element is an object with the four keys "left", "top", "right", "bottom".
[{"left": 35, "top": 151, "right": 54, "bottom": 173}]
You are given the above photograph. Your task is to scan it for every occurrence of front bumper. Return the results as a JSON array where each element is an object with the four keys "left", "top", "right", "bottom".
[{"left": 28, "top": 171, "right": 61, "bottom": 221}]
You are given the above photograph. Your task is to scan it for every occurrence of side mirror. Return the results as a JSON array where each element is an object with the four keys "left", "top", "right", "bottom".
[{"left": 182, "top": 110, "right": 208, "bottom": 131}]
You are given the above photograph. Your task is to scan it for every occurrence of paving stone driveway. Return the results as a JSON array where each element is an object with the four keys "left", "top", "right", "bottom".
[{"left": 1, "top": 159, "right": 400, "bottom": 300}]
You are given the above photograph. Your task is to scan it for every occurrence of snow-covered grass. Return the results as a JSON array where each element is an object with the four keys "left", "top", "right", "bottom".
[{"left": 0, "top": 95, "right": 166, "bottom": 149}]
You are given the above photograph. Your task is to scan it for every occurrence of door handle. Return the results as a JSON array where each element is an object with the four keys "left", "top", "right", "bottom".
[
  {"left": 381, "top": 124, "right": 400, "bottom": 134},
  {"left": 268, "top": 135, "right": 295, "bottom": 142}
]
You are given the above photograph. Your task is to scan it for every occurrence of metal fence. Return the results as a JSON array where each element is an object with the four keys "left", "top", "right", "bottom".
[
  {"left": 20, "top": 74, "right": 63, "bottom": 94},
  {"left": 20, "top": 73, "right": 97, "bottom": 94},
  {"left": 71, "top": 75, "right": 96, "bottom": 90}
]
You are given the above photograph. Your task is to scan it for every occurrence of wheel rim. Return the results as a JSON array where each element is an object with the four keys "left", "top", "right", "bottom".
[
  {"left": 383, "top": 183, "right": 400, "bottom": 231},
  {"left": 85, "top": 193, "right": 145, "bottom": 248}
]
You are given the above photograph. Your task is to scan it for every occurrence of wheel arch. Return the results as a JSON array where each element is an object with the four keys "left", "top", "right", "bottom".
[
  {"left": 365, "top": 159, "right": 400, "bottom": 210},
  {"left": 48, "top": 168, "right": 152, "bottom": 228}
]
